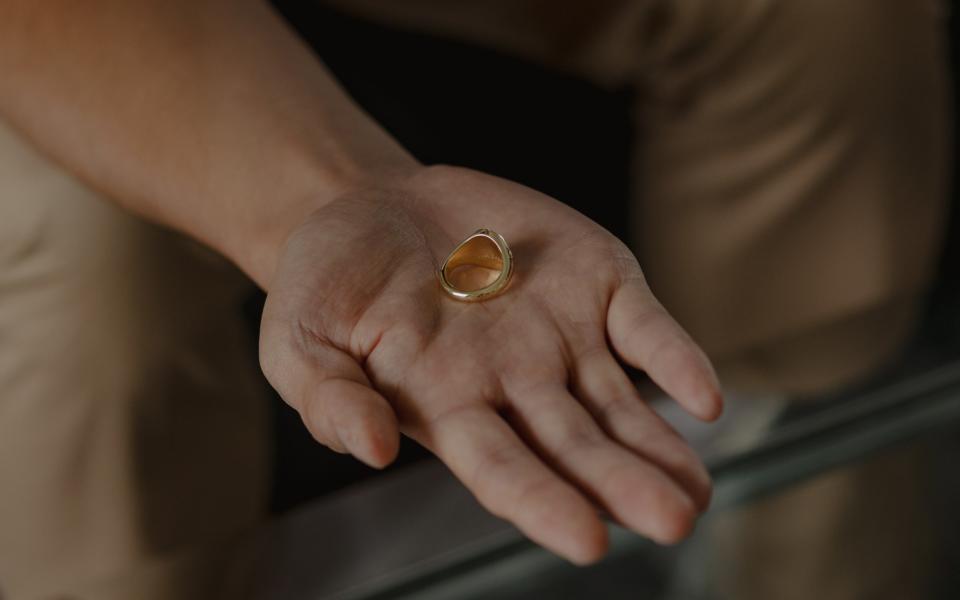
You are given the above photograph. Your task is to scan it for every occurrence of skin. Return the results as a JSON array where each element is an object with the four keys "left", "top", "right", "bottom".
[{"left": 1, "top": 0, "right": 722, "bottom": 564}]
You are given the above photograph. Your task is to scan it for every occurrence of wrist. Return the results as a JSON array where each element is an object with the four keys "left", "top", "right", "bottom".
[{"left": 234, "top": 156, "right": 425, "bottom": 289}]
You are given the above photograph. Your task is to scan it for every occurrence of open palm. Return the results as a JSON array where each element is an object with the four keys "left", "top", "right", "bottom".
[{"left": 260, "top": 166, "right": 722, "bottom": 564}]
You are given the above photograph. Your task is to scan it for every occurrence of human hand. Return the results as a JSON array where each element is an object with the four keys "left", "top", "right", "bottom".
[{"left": 259, "top": 165, "right": 722, "bottom": 564}]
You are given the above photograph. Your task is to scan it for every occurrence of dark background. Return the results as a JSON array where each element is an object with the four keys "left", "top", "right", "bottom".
[{"left": 262, "top": 1, "right": 960, "bottom": 515}]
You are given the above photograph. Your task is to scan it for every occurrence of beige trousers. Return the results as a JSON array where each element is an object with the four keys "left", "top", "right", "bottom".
[
  {"left": 704, "top": 441, "right": 940, "bottom": 600},
  {"left": 0, "top": 0, "right": 950, "bottom": 597},
  {"left": 0, "top": 121, "right": 269, "bottom": 599}
]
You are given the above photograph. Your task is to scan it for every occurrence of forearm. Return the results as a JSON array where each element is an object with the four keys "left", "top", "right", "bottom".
[{"left": 0, "top": 0, "right": 418, "bottom": 287}]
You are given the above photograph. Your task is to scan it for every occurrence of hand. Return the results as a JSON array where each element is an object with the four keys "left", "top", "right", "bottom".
[{"left": 259, "top": 165, "right": 722, "bottom": 564}]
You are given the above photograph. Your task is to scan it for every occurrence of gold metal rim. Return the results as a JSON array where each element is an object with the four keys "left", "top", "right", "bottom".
[{"left": 438, "top": 228, "right": 514, "bottom": 302}]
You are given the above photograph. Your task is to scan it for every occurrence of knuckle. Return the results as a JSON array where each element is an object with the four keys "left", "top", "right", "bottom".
[
  {"left": 552, "top": 420, "right": 605, "bottom": 459},
  {"left": 508, "top": 475, "right": 560, "bottom": 520},
  {"left": 469, "top": 440, "right": 521, "bottom": 492},
  {"left": 428, "top": 403, "right": 484, "bottom": 432},
  {"left": 597, "top": 393, "right": 638, "bottom": 421},
  {"left": 623, "top": 304, "right": 666, "bottom": 341}
]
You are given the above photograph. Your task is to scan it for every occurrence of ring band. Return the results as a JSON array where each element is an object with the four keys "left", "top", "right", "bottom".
[{"left": 438, "top": 228, "right": 514, "bottom": 302}]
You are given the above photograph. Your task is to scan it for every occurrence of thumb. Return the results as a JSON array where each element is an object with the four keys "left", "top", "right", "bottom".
[{"left": 260, "top": 329, "right": 400, "bottom": 469}]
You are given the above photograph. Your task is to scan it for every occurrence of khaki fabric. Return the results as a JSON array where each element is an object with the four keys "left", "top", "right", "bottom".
[
  {"left": 706, "top": 441, "right": 938, "bottom": 600},
  {"left": 0, "top": 119, "right": 269, "bottom": 600},
  {"left": 631, "top": 0, "right": 950, "bottom": 392},
  {"left": 0, "top": 0, "right": 951, "bottom": 597}
]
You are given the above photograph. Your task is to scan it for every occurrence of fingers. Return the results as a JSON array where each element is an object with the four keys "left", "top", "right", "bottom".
[
  {"left": 260, "top": 334, "right": 400, "bottom": 469},
  {"left": 607, "top": 278, "right": 723, "bottom": 421},
  {"left": 506, "top": 384, "right": 699, "bottom": 545},
  {"left": 419, "top": 404, "right": 609, "bottom": 565},
  {"left": 570, "top": 347, "right": 712, "bottom": 510}
]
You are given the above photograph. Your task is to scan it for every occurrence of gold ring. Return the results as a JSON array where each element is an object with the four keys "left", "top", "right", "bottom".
[{"left": 438, "top": 228, "right": 514, "bottom": 302}]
